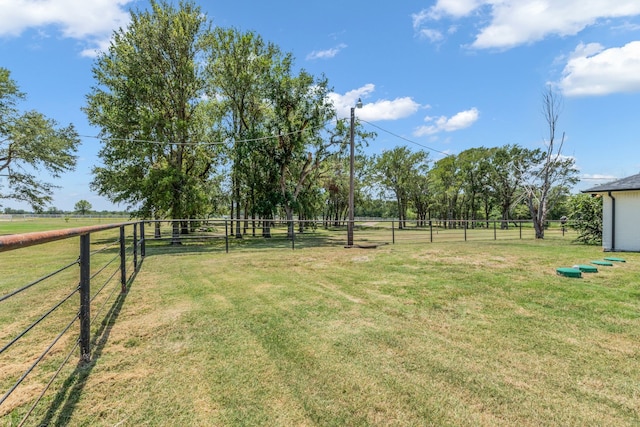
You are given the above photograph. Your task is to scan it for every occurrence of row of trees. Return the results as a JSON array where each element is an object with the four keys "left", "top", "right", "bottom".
[
  {"left": 3, "top": 200, "right": 94, "bottom": 215},
  {"left": 1, "top": 0, "right": 586, "bottom": 241},
  {"left": 372, "top": 138, "right": 578, "bottom": 238},
  {"left": 85, "top": 0, "right": 375, "bottom": 239},
  {"left": 85, "top": 0, "right": 579, "bottom": 239}
]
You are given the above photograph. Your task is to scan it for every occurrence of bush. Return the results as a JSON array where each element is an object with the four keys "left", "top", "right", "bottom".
[{"left": 568, "top": 194, "right": 602, "bottom": 245}]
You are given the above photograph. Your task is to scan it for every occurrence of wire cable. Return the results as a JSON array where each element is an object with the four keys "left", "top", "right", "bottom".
[
  {"left": 359, "top": 119, "right": 451, "bottom": 157},
  {"left": 78, "top": 120, "right": 328, "bottom": 147}
]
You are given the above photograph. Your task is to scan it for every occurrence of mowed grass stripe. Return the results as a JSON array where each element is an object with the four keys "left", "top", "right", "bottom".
[{"left": 4, "top": 240, "right": 640, "bottom": 426}]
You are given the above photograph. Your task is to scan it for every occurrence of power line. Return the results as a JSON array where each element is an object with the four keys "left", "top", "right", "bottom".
[
  {"left": 359, "top": 119, "right": 451, "bottom": 157},
  {"left": 79, "top": 122, "right": 328, "bottom": 146},
  {"left": 79, "top": 135, "right": 228, "bottom": 146}
]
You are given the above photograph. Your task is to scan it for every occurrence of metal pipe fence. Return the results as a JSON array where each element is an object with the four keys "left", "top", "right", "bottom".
[
  {"left": 144, "top": 218, "right": 578, "bottom": 251},
  {"left": 0, "top": 222, "right": 144, "bottom": 425}
]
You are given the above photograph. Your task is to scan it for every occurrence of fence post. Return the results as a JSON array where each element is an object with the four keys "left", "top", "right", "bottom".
[
  {"left": 133, "top": 223, "right": 138, "bottom": 270},
  {"left": 79, "top": 233, "right": 91, "bottom": 362},
  {"left": 391, "top": 220, "right": 395, "bottom": 244},
  {"left": 494, "top": 220, "right": 497, "bottom": 240},
  {"left": 429, "top": 220, "right": 433, "bottom": 242},
  {"left": 291, "top": 220, "right": 295, "bottom": 250},
  {"left": 170, "top": 220, "right": 181, "bottom": 245},
  {"left": 464, "top": 221, "right": 467, "bottom": 241},
  {"left": 225, "top": 220, "right": 229, "bottom": 253},
  {"left": 119, "top": 226, "right": 126, "bottom": 293},
  {"left": 140, "top": 221, "right": 146, "bottom": 258},
  {"left": 519, "top": 221, "right": 522, "bottom": 239}
]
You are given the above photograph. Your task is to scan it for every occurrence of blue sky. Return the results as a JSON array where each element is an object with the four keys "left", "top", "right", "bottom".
[{"left": 2, "top": 0, "right": 640, "bottom": 211}]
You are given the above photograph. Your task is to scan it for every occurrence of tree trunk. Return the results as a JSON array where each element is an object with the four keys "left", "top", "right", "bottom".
[
  {"left": 396, "top": 195, "right": 403, "bottom": 229},
  {"left": 234, "top": 184, "right": 242, "bottom": 239},
  {"left": 262, "top": 216, "right": 272, "bottom": 238},
  {"left": 171, "top": 221, "right": 181, "bottom": 245},
  {"left": 285, "top": 205, "right": 294, "bottom": 239},
  {"left": 527, "top": 196, "right": 545, "bottom": 239},
  {"left": 501, "top": 204, "right": 510, "bottom": 229}
]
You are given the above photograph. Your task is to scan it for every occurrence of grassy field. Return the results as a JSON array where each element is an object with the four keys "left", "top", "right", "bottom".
[{"left": 2, "top": 220, "right": 639, "bottom": 426}]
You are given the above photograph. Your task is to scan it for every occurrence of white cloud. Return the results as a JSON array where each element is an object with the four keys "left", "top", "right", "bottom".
[
  {"left": 414, "top": 108, "right": 479, "bottom": 136},
  {"left": 611, "top": 21, "right": 640, "bottom": 32},
  {"left": 417, "top": 28, "right": 444, "bottom": 43},
  {"left": 559, "top": 41, "right": 640, "bottom": 96},
  {"left": 426, "top": 0, "right": 484, "bottom": 20},
  {"left": 411, "top": 9, "right": 430, "bottom": 29},
  {"left": 306, "top": 43, "right": 347, "bottom": 60},
  {"left": 360, "top": 98, "right": 423, "bottom": 121},
  {"left": 328, "top": 84, "right": 422, "bottom": 122},
  {"left": 413, "top": 0, "right": 640, "bottom": 50},
  {"left": 0, "top": 0, "right": 132, "bottom": 56}
]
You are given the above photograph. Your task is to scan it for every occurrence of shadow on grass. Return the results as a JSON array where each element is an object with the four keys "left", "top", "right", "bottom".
[{"left": 37, "top": 262, "right": 142, "bottom": 426}]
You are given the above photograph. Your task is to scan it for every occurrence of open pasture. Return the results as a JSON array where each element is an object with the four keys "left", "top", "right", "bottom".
[{"left": 1, "top": 227, "right": 639, "bottom": 426}]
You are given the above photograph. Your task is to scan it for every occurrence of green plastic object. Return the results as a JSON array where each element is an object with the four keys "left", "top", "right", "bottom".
[
  {"left": 556, "top": 267, "right": 582, "bottom": 278},
  {"left": 591, "top": 260, "right": 613, "bottom": 266},
  {"left": 574, "top": 264, "right": 598, "bottom": 273},
  {"left": 604, "top": 257, "right": 626, "bottom": 262}
]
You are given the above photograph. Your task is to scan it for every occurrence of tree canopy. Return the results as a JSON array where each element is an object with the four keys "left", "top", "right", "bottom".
[
  {"left": 0, "top": 68, "right": 80, "bottom": 210},
  {"left": 85, "top": 0, "right": 219, "bottom": 227},
  {"left": 74, "top": 199, "right": 92, "bottom": 215}
]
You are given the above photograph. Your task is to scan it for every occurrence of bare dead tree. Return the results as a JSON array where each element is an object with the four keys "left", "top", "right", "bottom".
[{"left": 522, "top": 88, "right": 579, "bottom": 238}]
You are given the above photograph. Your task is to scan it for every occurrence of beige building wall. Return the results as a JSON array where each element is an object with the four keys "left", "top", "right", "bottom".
[{"left": 602, "top": 190, "right": 640, "bottom": 252}]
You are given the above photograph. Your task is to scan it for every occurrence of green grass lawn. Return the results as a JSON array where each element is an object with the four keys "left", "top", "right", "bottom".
[{"left": 2, "top": 232, "right": 639, "bottom": 425}]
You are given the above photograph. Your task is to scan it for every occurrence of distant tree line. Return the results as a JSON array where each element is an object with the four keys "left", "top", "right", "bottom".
[{"left": 3, "top": 205, "right": 127, "bottom": 216}]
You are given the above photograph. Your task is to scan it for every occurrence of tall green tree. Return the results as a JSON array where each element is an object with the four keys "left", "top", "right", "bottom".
[
  {"left": 204, "top": 28, "right": 281, "bottom": 237},
  {"left": 457, "top": 147, "right": 493, "bottom": 223},
  {"left": 489, "top": 144, "right": 533, "bottom": 228},
  {"left": 428, "top": 155, "right": 461, "bottom": 227},
  {"left": 264, "top": 67, "right": 339, "bottom": 237},
  {"left": 407, "top": 172, "right": 431, "bottom": 226},
  {"left": 85, "top": 0, "right": 220, "bottom": 235},
  {"left": 0, "top": 68, "right": 80, "bottom": 210},
  {"left": 74, "top": 199, "right": 92, "bottom": 215},
  {"left": 375, "top": 146, "right": 429, "bottom": 229},
  {"left": 319, "top": 155, "right": 349, "bottom": 225},
  {"left": 204, "top": 28, "right": 353, "bottom": 238},
  {"left": 319, "top": 120, "right": 374, "bottom": 227}
]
